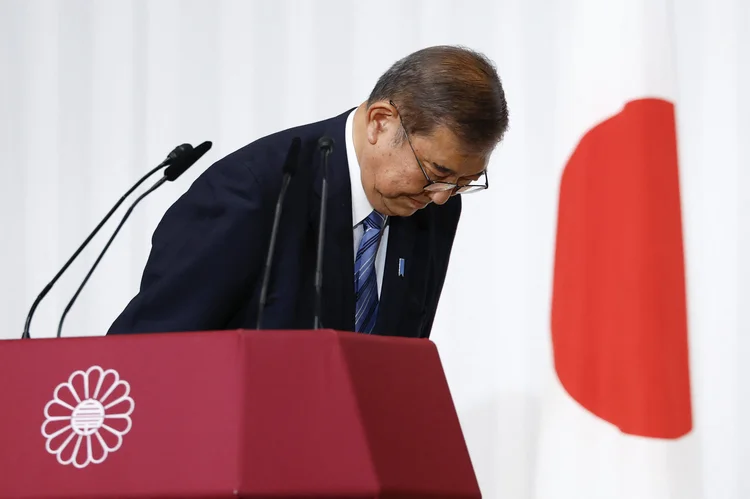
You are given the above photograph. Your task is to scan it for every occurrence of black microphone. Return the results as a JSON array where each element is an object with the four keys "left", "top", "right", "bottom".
[
  {"left": 313, "top": 136, "right": 334, "bottom": 330},
  {"left": 164, "top": 141, "right": 211, "bottom": 181},
  {"left": 55, "top": 141, "right": 213, "bottom": 338},
  {"left": 21, "top": 143, "right": 196, "bottom": 339},
  {"left": 256, "top": 137, "right": 302, "bottom": 329},
  {"left": 163, "top": 143, "right": 194, "bottom": 166}
]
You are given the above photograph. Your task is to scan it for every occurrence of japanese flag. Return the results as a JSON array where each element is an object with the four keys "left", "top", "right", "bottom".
[{"left": 534, "top": 1, "right": 700, "bottom": 498}]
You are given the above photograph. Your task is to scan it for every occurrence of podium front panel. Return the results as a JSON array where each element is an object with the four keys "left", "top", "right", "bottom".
[{"left": 0, "top": 331, "right": 243, "bottom": 499}]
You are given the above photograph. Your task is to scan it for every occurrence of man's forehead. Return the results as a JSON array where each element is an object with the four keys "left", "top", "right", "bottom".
[
  {"left": 419, "top": 145, "right": 488, "bottom": 177},
  {"left": 414, "top": 128, "right": 489, "bottom": 176}
]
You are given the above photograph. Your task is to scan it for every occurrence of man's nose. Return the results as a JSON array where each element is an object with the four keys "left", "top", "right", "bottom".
[{"left": 427, "top": 189, "right": 452, "bottom": 205}]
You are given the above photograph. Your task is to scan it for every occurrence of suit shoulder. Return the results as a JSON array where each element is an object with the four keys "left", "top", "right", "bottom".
[{"left": 211, "top": 109, "right": 354, "bottom": 185}]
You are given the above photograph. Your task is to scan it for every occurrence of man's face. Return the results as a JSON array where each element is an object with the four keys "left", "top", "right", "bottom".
[{"left": 358, "top": 101, "right": 488, "bottom": 217}]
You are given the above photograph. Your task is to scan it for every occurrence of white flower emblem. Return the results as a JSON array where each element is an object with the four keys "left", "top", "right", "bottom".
[{"left": 41, "top": 366, "right": 134, "bottom": 468}]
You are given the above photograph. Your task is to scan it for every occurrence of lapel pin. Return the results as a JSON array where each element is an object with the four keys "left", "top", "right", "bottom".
[{"left": 398, "top": 258, "right": 405, "bottom": 277}]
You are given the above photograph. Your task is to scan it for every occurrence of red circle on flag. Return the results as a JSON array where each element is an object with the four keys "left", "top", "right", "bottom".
[{"left": 551, "top": 98, "right": 692, "bottom": 439}]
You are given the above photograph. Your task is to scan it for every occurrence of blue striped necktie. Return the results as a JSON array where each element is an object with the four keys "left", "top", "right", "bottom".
[{"left": 354, "top": 210, "right": 386, "bottom": 333}]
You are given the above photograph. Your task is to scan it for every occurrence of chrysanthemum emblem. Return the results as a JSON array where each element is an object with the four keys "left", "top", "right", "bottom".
[{"left": 41, "top": 366, "right": 134, "bottom": 468}]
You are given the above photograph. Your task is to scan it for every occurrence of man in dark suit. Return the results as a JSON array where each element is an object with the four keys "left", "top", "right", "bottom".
[{"left": 107, "top": 45, "right": 509, "bottom": 338}]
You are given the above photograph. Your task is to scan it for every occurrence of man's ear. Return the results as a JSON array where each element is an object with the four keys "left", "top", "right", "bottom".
[{"left": 365, "top": 100, "right": 397, "bottom": 145}]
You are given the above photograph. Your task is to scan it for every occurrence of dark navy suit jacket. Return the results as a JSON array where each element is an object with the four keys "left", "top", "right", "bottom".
[{"left": 107, "top": 109, "right": 462, "bottom": 338}]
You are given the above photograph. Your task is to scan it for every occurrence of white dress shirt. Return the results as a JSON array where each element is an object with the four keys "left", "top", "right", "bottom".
[{"left": 345, "top": 108, "right": 389, "bottom": 298}]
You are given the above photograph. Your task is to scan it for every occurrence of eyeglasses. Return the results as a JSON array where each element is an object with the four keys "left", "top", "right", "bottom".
[{"left": 390, "top": 100, "right": 489, "bottom": 195}]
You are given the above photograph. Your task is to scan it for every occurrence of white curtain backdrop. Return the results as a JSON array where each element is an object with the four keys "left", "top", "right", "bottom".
[{"left": 1, "top": 1, "right": 747, "bottom": 497}]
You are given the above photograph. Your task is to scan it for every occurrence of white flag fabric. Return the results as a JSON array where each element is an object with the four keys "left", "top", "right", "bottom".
[{"left": 534, "top": 1, "right": 701, "bottom": 498}]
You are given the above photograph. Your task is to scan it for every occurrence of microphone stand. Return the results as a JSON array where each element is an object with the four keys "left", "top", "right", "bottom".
[
  {"left": 21, "top": 144, "right": 193, "bottom": 339},
  {"left": 54, "top": 142, "right": 213, "bottom": 338},
  {"left": 313, "top": 136, "right": 334, "bottom": 329}
]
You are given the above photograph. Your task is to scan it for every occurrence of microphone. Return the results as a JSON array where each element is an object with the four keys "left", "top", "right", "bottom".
[
  {"left": 164, "top": 141, "right": 211, "bottom": 181},
  {"left": 163, "top": 143, "right": 194, "bottom": 167},
  {"left": 55, "top": 141, "right": 213, "bottom": 338},
  {"left": 21, "top": 143, "right": 196, "bottom": 339},
  {"left": 313, "top": 136, "right": 334, "bottom": 330},
  {"left": 256, "top": 137, "right": 302, "bottom": 329}
]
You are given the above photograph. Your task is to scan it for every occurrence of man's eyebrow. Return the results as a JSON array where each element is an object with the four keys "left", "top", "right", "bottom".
[
  {"left": 429, "top": 162, "right": 456, "bottom": 176},
  {"left": 430, "top": 162, "right": 484, "bottom": 178}
]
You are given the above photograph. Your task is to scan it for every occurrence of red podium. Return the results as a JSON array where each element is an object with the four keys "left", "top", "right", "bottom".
[{"left": 0, "top": 329, "right": 480, "bottom": 498}]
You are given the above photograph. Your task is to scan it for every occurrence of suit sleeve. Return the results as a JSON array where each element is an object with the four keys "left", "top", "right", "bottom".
[
  {"left": 107, "top": 157, "right": 269, "bottom": 335},
  {"left": 419, "top": 196, "right": 462, "bottom": 338}
]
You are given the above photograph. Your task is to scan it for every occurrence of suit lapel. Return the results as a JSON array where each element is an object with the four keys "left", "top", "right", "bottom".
[{"left": 374, "top": 215, "right": 421, "bottom": 336}]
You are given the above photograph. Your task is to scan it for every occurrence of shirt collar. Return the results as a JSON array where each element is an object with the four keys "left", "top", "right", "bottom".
[{"left": 345, "top": 108, "right": 376, "bottom": 228}]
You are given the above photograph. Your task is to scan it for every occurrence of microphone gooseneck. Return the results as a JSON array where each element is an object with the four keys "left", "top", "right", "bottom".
[
  {"left": 256, "top": 137, "right": 302, "bottom": 329},
  {"left": 21, "top": 143, "right": 197, "bottom": 340},
  {"left": 313, "top": 136, "right": 334, "bottom": 330},
  {"left": 55, "top": 142, "right": 212, "bottom": 338}
]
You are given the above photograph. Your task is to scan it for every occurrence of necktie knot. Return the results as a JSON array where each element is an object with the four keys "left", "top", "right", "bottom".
[{"left": 362, "top": 210, "right": 386, "bottom": 231}]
